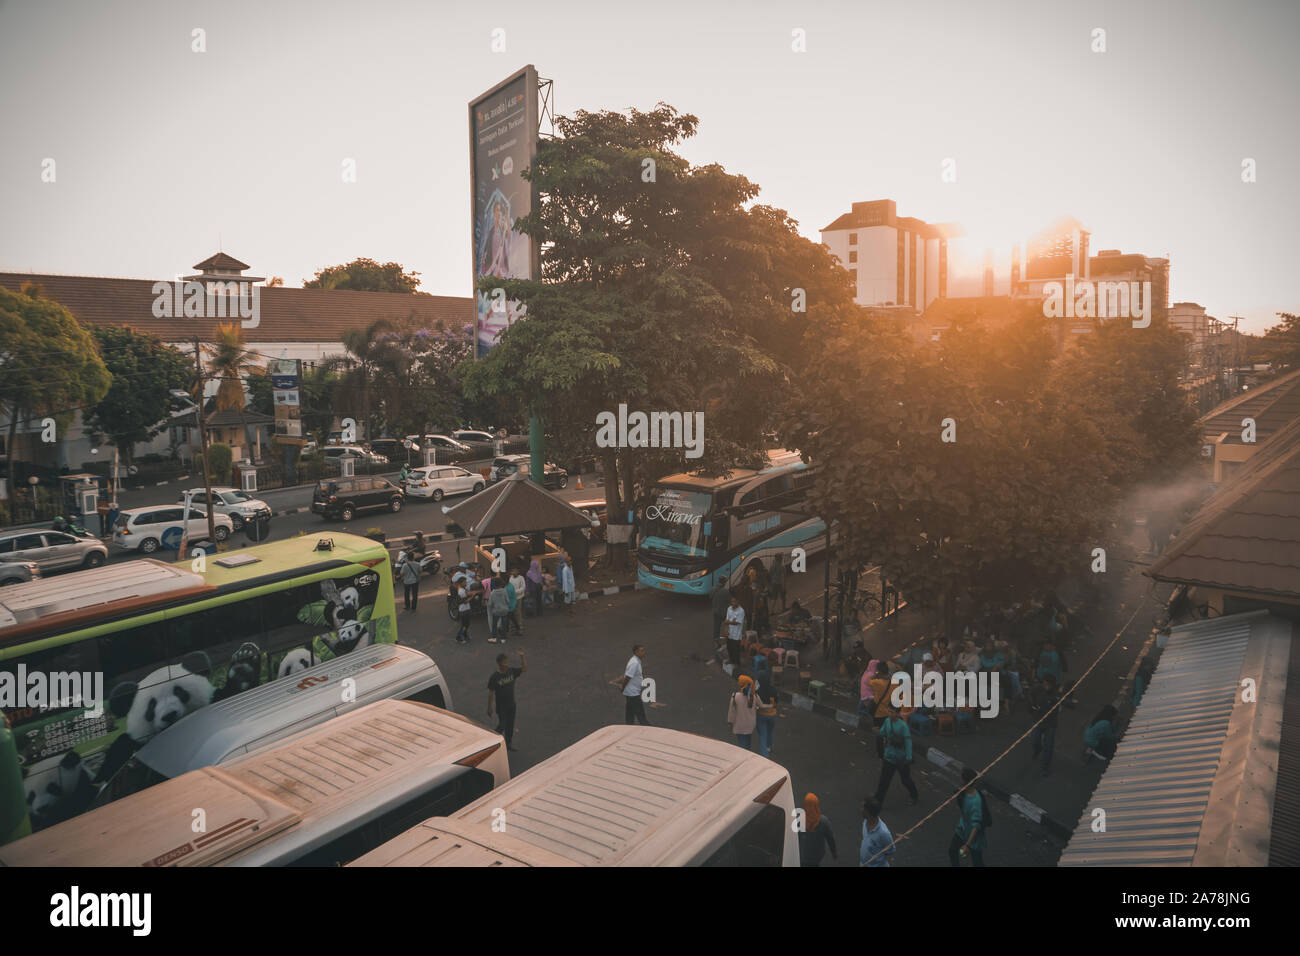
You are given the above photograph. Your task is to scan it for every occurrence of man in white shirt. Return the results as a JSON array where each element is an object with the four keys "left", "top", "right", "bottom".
[
  {"left": 724, "top": 596, "right": 746, "bottom": 669},
  {"left": 619, "top": 644, "right": 651, "bottom": 725},
  {"left": 508, "top": 568, "right": 527, "bottom": 635}
]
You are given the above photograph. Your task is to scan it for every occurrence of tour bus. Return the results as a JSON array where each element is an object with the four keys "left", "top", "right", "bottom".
[
  {"left": 93, "top": 644, "right": 452, "bottom": 806},
  {"left": 0, "top": 533, "right": 399, "bottom": 833},
  {"left": 0, "top": 700, "right": 508, "bottom": 867},
  {"left": 636, "top": 450, "right": 829, "bottom": 595},
  {"left": 349, "top": 725, "right": 800, "bottom": 867}
]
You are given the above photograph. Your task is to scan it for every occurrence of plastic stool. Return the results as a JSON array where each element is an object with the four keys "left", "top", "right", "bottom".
[
  {"left": 908, "top": 712, "right": 934, "bottom": 736},
  {"left": 808, "top": 679, "right": 827, "bottom": 703},
  {"left": 783, "top": 649, "right": 799, "bottom": 670},
  {"left": 956, "top": 710, "right": 975, "bottom": 734}
]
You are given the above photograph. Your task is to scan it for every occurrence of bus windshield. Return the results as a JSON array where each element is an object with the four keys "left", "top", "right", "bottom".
[{"left": 640, "top": 489, "right": 711, "bottom": 558}]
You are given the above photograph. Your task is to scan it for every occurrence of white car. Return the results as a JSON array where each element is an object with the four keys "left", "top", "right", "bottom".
[
  {"left": 321, "top": 445, "right": 389, "bottom": 465},
  {"left": 178, "top": 487, "right": 272, "bottom": 530},
  {"left": 403, "top": 466, "right": 485, "bottom": 501},
  {"left": 112, "top": 505, "right": 233, "bottom": 554}
]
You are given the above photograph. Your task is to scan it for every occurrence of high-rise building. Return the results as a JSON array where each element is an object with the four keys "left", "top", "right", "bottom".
[{"left": 820, "top": 199, "right": 961, "bottom": 312}]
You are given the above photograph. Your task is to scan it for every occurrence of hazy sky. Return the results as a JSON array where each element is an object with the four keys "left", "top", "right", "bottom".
[{"left": 1, "top": 0, "right": 1296, "bottom": 333}]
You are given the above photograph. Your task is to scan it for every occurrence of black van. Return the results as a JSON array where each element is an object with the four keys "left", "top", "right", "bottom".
[{"left": 312, "top": 477, "right": 404, "bottom": 521}]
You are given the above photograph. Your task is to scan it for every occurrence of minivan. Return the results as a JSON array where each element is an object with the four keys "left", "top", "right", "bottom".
[
  {"left": 93, "top": 644, "right": 453, "bottom": 808},
  {"left": 312, "top": 476, "right": 404, "bottom": 521}
]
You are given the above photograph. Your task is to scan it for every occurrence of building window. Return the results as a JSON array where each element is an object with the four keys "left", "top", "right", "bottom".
[
  {"left": 849, "top": 233, "right": 858, "bottom": 246},
  {"left": 848, "top": 250, "right": 857, "bottom": 264}
]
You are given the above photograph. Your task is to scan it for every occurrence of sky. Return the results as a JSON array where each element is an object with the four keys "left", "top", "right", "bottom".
[{"left": 1, "top": 0, "right": 1296, "bottom": 333}]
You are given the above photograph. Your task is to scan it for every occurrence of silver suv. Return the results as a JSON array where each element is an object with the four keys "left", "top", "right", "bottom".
[
  {"left": 0, "top": 561, "right": 40, "bottom": 586},
  {"left": 179, "top": 487, "right": 272, "bottom": 531},
  {"left": 0, "top": 529, "right": 108, "bottom": 575}
]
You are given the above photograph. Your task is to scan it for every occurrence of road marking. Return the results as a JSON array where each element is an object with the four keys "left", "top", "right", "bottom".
[{"left": 1009, "top": 793, "right": 1045, "bottom": 823}]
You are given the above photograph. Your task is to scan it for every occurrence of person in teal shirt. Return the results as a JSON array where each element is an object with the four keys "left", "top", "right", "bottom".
[
  {"left": 1084, "top": 704, "right": 1119, "bottom": 760},
  {"left": 872, "top": 702, "right": 918, "bottom": 807},
  {"left": 948, "top": 767, "right": 986, "bottom": 866}
]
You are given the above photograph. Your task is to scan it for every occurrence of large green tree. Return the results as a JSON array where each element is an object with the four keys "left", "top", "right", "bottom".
[
  {"left": 461, "top": 104, "right": 842, "bottom": 561},
  {"left": 83, "top": 326, "right": 192, "bottom": 464},
  {"left": 0, "top": 283, "right": 110, "bottom": 472},
  {"left": 304, "top": 258, "right": 422, "bottom": 293},
  {"left": 1260, "top": 311, "right": 1300, "bottom": 370}
]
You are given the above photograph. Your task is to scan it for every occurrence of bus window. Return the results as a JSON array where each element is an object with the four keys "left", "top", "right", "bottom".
[
  {"left": 290, "top": 767, "right": 495, "bottom": 867},
  {"left": 409, "top": 683, "right": 447, "bottom": 709},
  {"left": 699, "top": 803, "right": 785, "bottom": 867},
  {"left": 167, "top": 597, "right": 267, "bottom": 698}
]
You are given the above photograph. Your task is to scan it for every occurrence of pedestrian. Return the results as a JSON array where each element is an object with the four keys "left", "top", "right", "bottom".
[
  {"left": 525, "top": 559, "right": 544, "bottom": 617},
  {"left": 753, "top": 587, "right": 771, "bottom": 636},
  {"left": 1084, "top": 704, "right": 1119, "bottom": 761},
  {"left": 859, "top": 797, "right": 896, "bottom": 867},
  {"left": 770, "top": 556, "right": 787, "bottom": 611},
  {"left": 860, "top": 657, "right": 882, "bottom": 715},
  {"left": 873, "top": 701, "right": 919, "bottom": 807},
  {"left": 400, "top": 553, "right": 421, "bottom": 612},
  {"left": 727, "top": 675, "right": 758, "bottom": 749},
  {"left": 754, "top": 659, "right": 778, "bottom": 758},
  {"left": 1133, "top": 659, "right": 1155, "bottom": 708},
  {"left": 1029, "top": 674, "right": 1068, "bottom": 775},
  {"left": 799, "top": 793, "right": 838, "bottom": 867},
  {"left": 559, "top": 553, "right": 576, "bottom": 615},
  {"left": 487, "top": 650, "right": 526, "bottom": 751},
  {"left": 711, "top": 575, "right": 731, "bottom": 645},
  {"left": 619, "top": 644, "right": 652, "bottom": 725},
  {"left": 870, "top": 662, "right": 894, "bottom": 727},
  {"left": 399, "top": 462, "right": 411, "bottom": 487},
  {"left": 956, "top": 640, "right": 981, "bottom": 673},
  {"left": 507, "top": 566, "right": 526, "bottom": 635},
  {"left": 107, "top": 502, "right": 120, "bottom": 536},
  {"left": 949, "top": 767, "right": 988, "bottom": 867},
  {"left": 724, "top": 594, "right": 746, "bottom": 670},
  {"left": 455, "top": 583, "right": 472, "bottom": 644},
  {"left": 1031, "top": 638, "right": 1062, "bottom": 711},
  {"left": 488, "top": 573, "right": 511, "bottom": 643},
  {"left": 96, "top": 498, "right": 111, "bottom": 537}
]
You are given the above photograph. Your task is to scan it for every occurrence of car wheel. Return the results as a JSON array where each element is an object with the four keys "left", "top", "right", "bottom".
[
  {"left": 82, "top": 551, "right": 106, "bottom": 569},
  {"left": 432, "top": 488, "right": 444, "bottom": 501},
  {"left": 230, "top": 513, "right": 245, "bottom": 530},
  {"left": 390, "top": 497, "right": 403, "bottom": 513},
  {"left": 473, "top": 482, "right": 484, "bottom": 492},
  {"left": 139, "top": 537, "right": 160, "bottom": 554},
  {"left": 214, "top": 526, "right": 230, "bottom": 542},
  {"left": 556, "top": 475, "right": 568, "bottom": 489},
  {"left": 340, "top": 504, "right": 355, "bottom": 522}
]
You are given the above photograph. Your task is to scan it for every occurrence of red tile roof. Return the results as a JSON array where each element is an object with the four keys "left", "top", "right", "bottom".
[
  {"left": 0, "top": 271, "right": 474, "bottom": 344},
  {"left": 1148, "top": 417, "right": 1300, "bottom": 600}
]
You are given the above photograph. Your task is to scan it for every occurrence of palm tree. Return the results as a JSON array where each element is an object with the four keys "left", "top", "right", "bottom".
[
  {"left": 204, "top": 322, "right": 258, "bottom": 411},
  {"left": 322, "top": 319, "right": 397, "bottom": 441}
]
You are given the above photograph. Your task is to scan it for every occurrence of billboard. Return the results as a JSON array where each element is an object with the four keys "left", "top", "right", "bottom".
[
  {"left": 268, "top": 358, "right": 304, "bottom": 446},
  {"left": 470, "top": 65, "right": 539, "bottom": 358}
]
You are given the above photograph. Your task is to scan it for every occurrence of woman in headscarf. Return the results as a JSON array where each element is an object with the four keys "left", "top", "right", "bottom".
[
  {"left": 860, "top": 658, "right": 883, "bottom": 714},
  {"left": 798, "top": 793, "right": 837, "bottom": 867},
  {"left": 525, "top": 559, "right": 544, "bottom": 618},
  {"left": 727, "top": 675, "right": 758, "bottom": 750}
]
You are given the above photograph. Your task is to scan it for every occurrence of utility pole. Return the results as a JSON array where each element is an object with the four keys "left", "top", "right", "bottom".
[{"left": 194, "top": 339, "right": 217, "bottom": 550}]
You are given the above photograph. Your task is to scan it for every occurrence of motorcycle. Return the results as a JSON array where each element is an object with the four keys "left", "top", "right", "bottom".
[
  {"left": 52, "top": 517, "right": 96, "bottom": 539},
  {"left": 395, "top": 548, "right": 441, "bottom": 578}
]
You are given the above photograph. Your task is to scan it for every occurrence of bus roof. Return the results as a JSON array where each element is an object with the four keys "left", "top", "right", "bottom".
[
  {"left": 655, "top": 450, "right": 806, "bottom": 491},
  {"left": 350, "top": 726, "right": 791, "bottom": 868},
  {"left": 0, "top": 532, "right": 387, "bottom": 648},
  {"left": 0, "top": 700, "right": 502, "bottom": 867},
  {"left": 135, "top": 644, "right": 444, "bottom": 779}
]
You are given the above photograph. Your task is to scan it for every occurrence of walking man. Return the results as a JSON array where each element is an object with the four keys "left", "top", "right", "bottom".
[
  {"left": 873, "top": 701, "right": 919, "bottom": 807},
  {"left": 859, "top": 797, "right": 897, "bottom": 867},
  {"left": 711, "top": 575, "right": 731, "bottom": 644},
  {"left": 724, "top": 594, "right": 746, "bottom": 670},
  {"left": 400, "top": 553, "right": 421, "bottom": 612},
  {"left": 487, "top": 650, "right": 526, "bottom": 751},
  {"left": 559, "top": 554, "right": 576, "bottom": 615},
  {"left": 949, "top": 767, "right": 987, "bottom": 867},
  {"left": 620, "top": 644, "right": 652, "bottom": 725},
  {"left": 1030, "top": 673, "right": 1069, "bottom": 774},
  {"left": 455, "top": 583, "right": 472, "bottom": 644}
]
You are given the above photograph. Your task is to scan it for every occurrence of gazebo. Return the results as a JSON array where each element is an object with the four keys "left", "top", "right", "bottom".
[{"left": 442, "top": 474, "right": 598, "bottom": 578}]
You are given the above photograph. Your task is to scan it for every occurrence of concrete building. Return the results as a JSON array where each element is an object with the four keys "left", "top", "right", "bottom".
[{"left": 820, "top": 200, "right": 962, "bottom": 313}]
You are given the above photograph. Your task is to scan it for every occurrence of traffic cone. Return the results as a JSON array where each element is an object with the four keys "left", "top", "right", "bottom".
[{"left": 576, "top": 476, "right": 583, "bottom": 490}]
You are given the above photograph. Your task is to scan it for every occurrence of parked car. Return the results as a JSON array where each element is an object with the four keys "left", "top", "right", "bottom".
[
  {"left": 570, "top": 498, "right": 608, "bottom": 542},
  {"left": 407, "top": 434, "right": 474, "bottom": 465},
  {"left": 112, "top": 506, "right": 232, "bottom": 554},
  {"left": 369, "top": 437, "right": 421, "bottom": 466},
  {"left": 178, "top": 487, "right": 272, "bottom": 531},
  {"left": 0, "top": 529, "right": 108, "bottom": 574},
  {"left": 453, "top": 429, "right": 528, "bottom": 458},
  {"left": 321, "top": 445, "right": 389, "bottom": 466},
  {"left": 0, "top": 561, "right": 40, "bottom": 586},
  {"left": 403, "top": 465, "right": 485, "bottom": 501},
  {"left": 311, "top": 476, "right": 404, "bottom": 521},
  {"left": 489, "top": 454, "right": 569, "bottom": 489}
]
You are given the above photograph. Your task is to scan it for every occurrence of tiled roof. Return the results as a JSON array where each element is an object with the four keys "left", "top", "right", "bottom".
[
  {"left": 193, "top": 252, "right": 250, "bottom": 272},
  {"left": 1148, "top": 418, "right": 1300, "bottom": 599},
  {"left": 1199, "top": 368, "right": 1300, "bottom": 445},
  {"left": 0, "top": 271, "right": 474, "bottom": 344}
]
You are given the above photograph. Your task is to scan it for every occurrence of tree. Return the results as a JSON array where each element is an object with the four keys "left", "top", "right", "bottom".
[
  {"left": 460, "top": 104, "right": 836, "bottom": 562},
  {"left": 304, "top": 259, "right": 422, "bottom": 293},
  {"left": 370, "top": 319, "right": 473, "bottom": 439},
  {"left": 83, "top": 326, "right": 192, "bottom": 464},
  {"left": 1261, "top": 311, "right": 1300, "bottom": 370},
  {"left": 0, "top": 283, "right": 110, "bottom": 473},
  {"left": 204, "top": 322, "right": 257, "bottom": 411},
  {"left": 248, "top": 364, "right": 337, "bottom": 441},
  {"left": 322, "top": 319, "right": 398, "bottom": 441}
]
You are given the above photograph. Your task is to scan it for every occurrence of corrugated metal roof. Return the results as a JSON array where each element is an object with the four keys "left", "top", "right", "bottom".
[
  {"left": 1270, "top": 635, "right": 1300, "bottom": 866},
  {"left": 1060, "top": 611, "right": 1290, "bottom": 866}
]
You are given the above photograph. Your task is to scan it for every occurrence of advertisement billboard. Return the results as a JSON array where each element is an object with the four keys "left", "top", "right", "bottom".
[{"left": 469, "top": 65, "right": 539, "bottom": 358}]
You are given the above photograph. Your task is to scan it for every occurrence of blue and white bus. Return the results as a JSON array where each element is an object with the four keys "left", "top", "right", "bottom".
[{"left": 636, "top": 451, "right": 830, "bottom": 595}]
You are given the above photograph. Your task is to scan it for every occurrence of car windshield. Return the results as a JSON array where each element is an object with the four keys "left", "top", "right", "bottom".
[
  {"left": 640, "top": 488, "right": 711, "bottom": 558},
  {"left": 219, "top": 491, "right": 252, "bottom": 503}
]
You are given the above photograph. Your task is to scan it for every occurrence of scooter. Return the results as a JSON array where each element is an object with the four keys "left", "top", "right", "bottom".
[
  {"left": 52, "top": 517, "right": 96, "bottom": 539},
  {"left": 395, "top": 548, "right": 442, "bottom": 577}
]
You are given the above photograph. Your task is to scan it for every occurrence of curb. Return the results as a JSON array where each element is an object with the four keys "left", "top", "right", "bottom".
[{"left": 578, "top": 582, "right": 642, "bottom": 601}]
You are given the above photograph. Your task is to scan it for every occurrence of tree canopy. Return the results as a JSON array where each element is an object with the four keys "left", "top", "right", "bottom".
[
  {"left": 304, "top": 258, "right": 422, "bottom": 293},
  {"left": 83, "top": 325, "right": 192, "bottom": 463}
]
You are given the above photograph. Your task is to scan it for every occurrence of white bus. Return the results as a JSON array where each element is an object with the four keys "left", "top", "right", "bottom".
[
  {"left": 0, "top": 700, "right": 508, "bottom": 867},
  {"left": 350, "top": 725, "right": 800, "bottom": 867}
]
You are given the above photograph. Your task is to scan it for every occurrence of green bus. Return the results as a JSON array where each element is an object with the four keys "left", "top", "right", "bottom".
[{"left": 0, "top": 532, "right": 398, "bottom": 834}]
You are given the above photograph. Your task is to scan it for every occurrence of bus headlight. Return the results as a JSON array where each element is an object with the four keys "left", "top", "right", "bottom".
[{"left": 684, "top": 569, "right": 707, "bottom": 580}]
